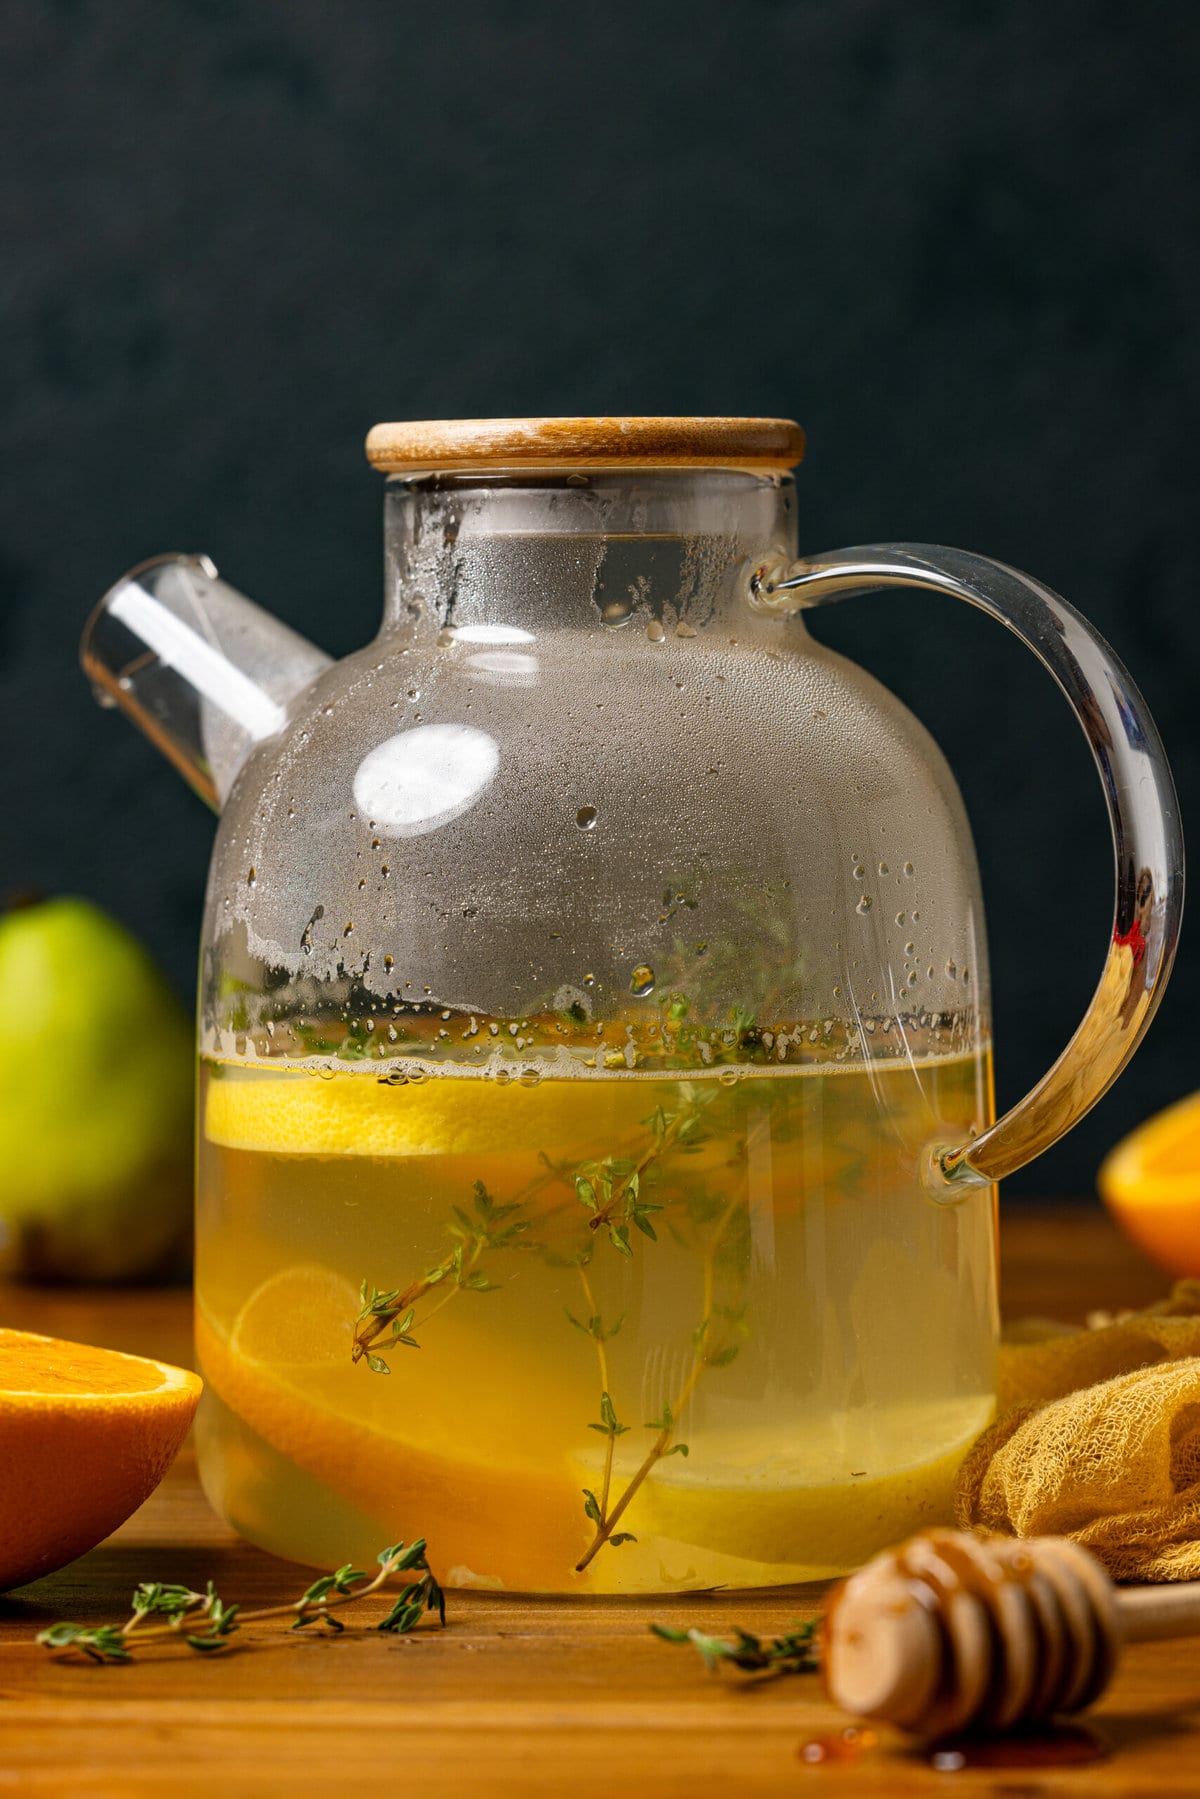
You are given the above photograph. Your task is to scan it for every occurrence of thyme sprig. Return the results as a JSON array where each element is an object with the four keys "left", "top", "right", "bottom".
[
  {"left": 353, "top": 1082, "right": 749, "bottom": 1576},
  {"left": 37, "top": 1540, "right": 444, "bottom": 1664},
  {"left": 353, "top": 1179, "right": 528, "bottom": 1371},
  {"left": 573, "top": 1177, "right": 745, "bottom": 1573},
  {"left": 650, "top": 1618, "right": 820, "bottom": 1676}
]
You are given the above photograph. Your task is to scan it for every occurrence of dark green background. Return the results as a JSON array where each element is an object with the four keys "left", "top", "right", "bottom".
[{"left": 3, "top": 0, "right": 1197, "bottom": 1194}]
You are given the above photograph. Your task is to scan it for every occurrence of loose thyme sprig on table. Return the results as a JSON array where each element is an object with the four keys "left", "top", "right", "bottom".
[
  {"left": 37, "top": 1539, "right": 444, "bottom": 1664},
  {"left": 650, "top": 1618, "right": 820, "bottom": 1677}
]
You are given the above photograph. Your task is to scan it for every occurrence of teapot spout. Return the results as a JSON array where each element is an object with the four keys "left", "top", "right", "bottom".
[{"left": 81, "top": 554, "right": 333, "bottom": 811}]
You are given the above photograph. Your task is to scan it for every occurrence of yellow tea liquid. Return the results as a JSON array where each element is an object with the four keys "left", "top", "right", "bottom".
[{"left": 195, "top": 1052, "right": 996, "bottom": 1592}]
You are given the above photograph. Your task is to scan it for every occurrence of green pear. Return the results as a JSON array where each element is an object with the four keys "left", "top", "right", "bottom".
[{"left": 0, "top": 897, "right": 193, "bottom": 1281}]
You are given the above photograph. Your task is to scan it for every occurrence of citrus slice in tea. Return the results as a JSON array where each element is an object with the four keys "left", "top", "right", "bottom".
[
  {"left": 196, "top": 1263, "right": 585, "bottom": 1588},
  {"left": 572, "top": 1405, "right": 986, "bottom": 1579},
  {"left": 1099, "top": 1092, "right": 1200, "bottom": 1277},
  {"left": 0, "top": 1328, "right": 201, "bottom": 1589},
  {"left": 204, "top": 1066, "right": 628, "bottom": 1160}
]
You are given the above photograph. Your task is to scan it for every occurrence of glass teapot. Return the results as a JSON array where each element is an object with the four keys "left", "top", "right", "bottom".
[{"left": 83, "top": 416, "right": 1183, "bottom": 1593}]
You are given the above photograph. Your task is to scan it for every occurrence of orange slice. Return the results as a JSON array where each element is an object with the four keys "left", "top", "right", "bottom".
[
  {"left": 1099, "top": 1093, "right": 1200, "bottom": 1277},
  {"left": 0, "top": 1328, "right": 201, "bottom": 1590},
  {"left": 196, "top": 1265, "right": 585, "bottom": 1588}
]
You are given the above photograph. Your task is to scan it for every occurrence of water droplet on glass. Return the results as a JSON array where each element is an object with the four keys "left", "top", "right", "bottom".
[
  {"left": 878, "top": 861, "right": 889, "bottom": 875},
  {"left": 674, "top": 621, "right": 697, "bottom": 638},
  {"left": 718, "top": 1067, "right": 742, "bottom": 1085},
  {"left": 630, "top": 965, "right": 656, "bottom": 997},
  {"left": 646, "top": 620, "right": 665, "bottom": 643},
  {"left": 576, "top": 806, "right": 598, "bottom": 830},
  {"left": 853, "top": 863, "right": 865, "bottom": 880},
  {"left": 905, "top": 941, "right": 916, "bottom": 955},
  {"left": 518, "top": 1067, "right": 541, "bottom": 1087},
  {"left": 903, "top": 862, "right": 915, "bottom": 877},
  {"left": 946, "top": 959, "right": 958, "bottom": 978},
  {"left": 601, "top": 597, "right": 634, "bottom": 628},
  {"left": 583, "top": 973, "right": 595, "bottom": 987},
  {"left": 247, "top": 866, "right": 257, "bottom": 887},
  {"left": 856, "top": 895, "right": 872, "bottom": 915}
]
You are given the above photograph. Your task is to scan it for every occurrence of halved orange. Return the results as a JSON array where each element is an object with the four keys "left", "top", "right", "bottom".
[
  {"left": 1099, "top": 1093, "right": 1200, "bottom": 1277},
  {"left": 0, "top": 1328, "right": 201, "bottom": 1589}
]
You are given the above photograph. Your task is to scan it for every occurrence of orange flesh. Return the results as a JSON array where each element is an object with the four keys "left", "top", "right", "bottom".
[{"left": 0, "top": 1330, "right": 170, "bottom": 1396}]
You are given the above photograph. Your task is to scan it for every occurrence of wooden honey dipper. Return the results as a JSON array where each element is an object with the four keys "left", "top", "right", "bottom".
[{"left": 823, "top": 1527, "right": 1200, "bottom": 1739}]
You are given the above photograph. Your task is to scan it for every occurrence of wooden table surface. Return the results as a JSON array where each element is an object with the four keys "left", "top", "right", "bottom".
[{"left": 3, "top": 1207, "right": 1198, "bottom": 1797}]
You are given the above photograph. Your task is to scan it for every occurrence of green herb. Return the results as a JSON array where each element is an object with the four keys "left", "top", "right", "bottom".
[
  {"left": 353, "top": 1179, "right": 529, "bottom": 1369},
  {"left": 353, "top": 1083, "right": 752, "bottom": 1577},
  {"left": 37, "top": 1540, "right": 444, "bottom": 1664},
  {"left": 649, "top": 1618, "right": 819, "bottom": 1676}
]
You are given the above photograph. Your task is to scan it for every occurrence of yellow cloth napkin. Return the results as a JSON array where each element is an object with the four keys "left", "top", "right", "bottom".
[{"left": 955, "top": 1281, "right": 1200, "bottom": 1580}]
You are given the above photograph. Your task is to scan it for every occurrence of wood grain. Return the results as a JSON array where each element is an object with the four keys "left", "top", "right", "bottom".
[
  {"left": 2, "top": 1207, "right": 1197, "bottom": 1797},
  {"left": 364, "top": 415, "right": 806, "bottom": 472}
]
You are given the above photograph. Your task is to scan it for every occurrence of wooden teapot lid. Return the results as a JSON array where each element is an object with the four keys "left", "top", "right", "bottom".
[{"left": 364, "top": 416, "right": 805, "bottom": 474}]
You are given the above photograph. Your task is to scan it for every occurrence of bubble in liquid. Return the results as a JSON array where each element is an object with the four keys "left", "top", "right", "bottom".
[
  {"left": 856, "top": 895, "right": 872, "bottom": 915},
  {"left": 576, "top": 806, "right": 598, "bottom": 830},
  {"left": 718, "top": 1067, "right": 742, "bottom": 1086},
  {"left": 630, "top": 965, "right": 656, "bottom": 997}
]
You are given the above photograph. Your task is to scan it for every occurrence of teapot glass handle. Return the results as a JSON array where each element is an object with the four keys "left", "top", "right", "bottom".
[{"left": 749, "top": 543, "right": 1184, "bottom": 1193}]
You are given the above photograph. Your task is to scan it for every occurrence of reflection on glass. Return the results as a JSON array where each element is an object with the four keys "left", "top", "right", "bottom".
[{"left": 352, "top": 723, "right": 500, "bottom": 837}]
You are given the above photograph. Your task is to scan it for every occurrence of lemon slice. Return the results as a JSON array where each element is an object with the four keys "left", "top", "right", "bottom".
[
  {"left": 1100, "top": 1093, "right": 1200, "bottom": 1277},
  {"left": 204, "top": 1067, "right": 636, "bottom": 1160},
  {"left": 197, "top": 1263, "right": 584, "bottom": 1587},
  {"left": 572, "top": 1405, "right": 989, "bottom": 1578}
]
